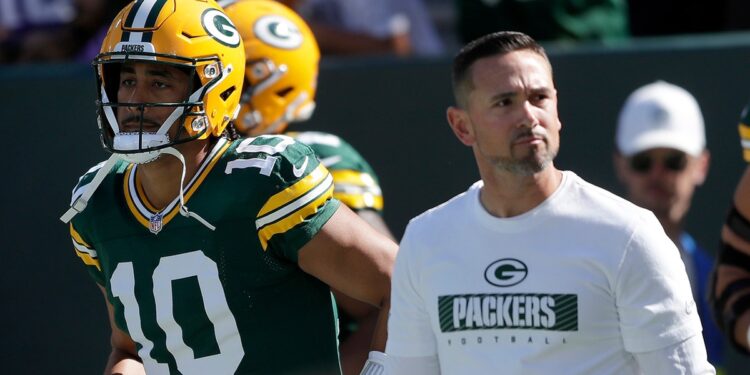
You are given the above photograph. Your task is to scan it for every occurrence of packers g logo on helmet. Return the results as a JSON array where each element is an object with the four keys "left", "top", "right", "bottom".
[
  {"left": 202, "top": 9, "right": 241, "bottom": 47},
  {"left": 254, "top": 15, "right": 303, "bottom": 50}
]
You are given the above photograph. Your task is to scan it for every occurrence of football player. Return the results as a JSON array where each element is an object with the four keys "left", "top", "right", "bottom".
[
  {"left": 711, "top": 104, "right": 750, "bottom": 355},
  {"left": 60, "top": 1, "right": 396, "bottom": 374},
  {"left": 218, "top": 1, "right": 395, "bottom": 373}
]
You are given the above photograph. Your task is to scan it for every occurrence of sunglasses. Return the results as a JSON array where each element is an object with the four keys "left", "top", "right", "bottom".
[{"left": 628, "top": 151, "right": 688, "bottom": 173}]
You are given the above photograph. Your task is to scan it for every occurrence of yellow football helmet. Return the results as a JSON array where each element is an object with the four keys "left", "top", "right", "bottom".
[
  {"left": 95, "top": 0, "right": 245, "bottom": 163},
  {"left": 220, "top": 0, "right": 319, "bottom": 136}
]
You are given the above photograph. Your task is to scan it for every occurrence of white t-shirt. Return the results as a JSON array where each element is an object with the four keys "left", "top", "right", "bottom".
[{"left": 386, "top": 171, "right": 703, "bottom": 375}]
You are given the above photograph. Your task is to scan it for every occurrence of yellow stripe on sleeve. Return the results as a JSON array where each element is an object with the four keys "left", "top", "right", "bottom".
[
  {"left": 330, "top": 170, "right": 378, "bottom": 188},
  {"left": 739, "top": 123, "right": 750, "bottom": 140},
  {"left": 739, "top": 124, "right": 750, "bottom": 162},
  {"left": 330, "top": 170, "right": 383, "bottom": 210},
  {"left": 70, "top": 224, "right": 101, "bottom": 271},
  {"left": 256, "top": 173, "right": 334, "bottom": 250},
  {"left": 334, "top": 191, "right": 384, "bottom": 211},
  {"left": 258, "top": 164, "right": 329, "bottom": 217}
]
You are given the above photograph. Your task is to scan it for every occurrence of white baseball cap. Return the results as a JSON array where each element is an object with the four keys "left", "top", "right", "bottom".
[{"left": 616, "top": 81, "right": 706, "bottom": 157}]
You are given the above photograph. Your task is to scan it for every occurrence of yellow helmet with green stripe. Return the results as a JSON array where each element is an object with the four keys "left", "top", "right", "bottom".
[
  {"left": 95, "top": 0, "right": 245, "bottom": 163},
  {"left": 220, "top": 0, "right": 320, "bottom": 136}
]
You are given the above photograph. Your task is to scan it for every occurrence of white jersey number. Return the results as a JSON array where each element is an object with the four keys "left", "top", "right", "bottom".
[
  {"left": 110, "top": 250, "right": 244, "bottom": 374},
  {"left": 225, "top": 135, "right": 295, "bottom": 176}
]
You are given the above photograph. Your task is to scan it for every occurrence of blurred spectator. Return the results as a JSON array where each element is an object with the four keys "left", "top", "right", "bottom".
[
  {"left": 457, "top": 0, "right": 629, "bottom": 45},
  {"left": 0, "top": 0, "right": 127, "bottom": 64},
  {"left": 280, "top": 0, "right": 444, "bottom": 57},
  {"left": 0, "top": 0, "right": 94, "bottom": 63},
  {"left": 613, "top": 81, "right": 723, "bottom": 369},
  {"left": 1, "top": 0, "right": 76, "bottom": 62}
]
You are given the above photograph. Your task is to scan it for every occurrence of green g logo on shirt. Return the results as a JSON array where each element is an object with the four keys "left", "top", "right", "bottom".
[
  {"left": 202, "top": 9, "right": 240, "bottom": 47},
  {"left": 485, "top": 258, "right": 528, "bottom": 287}
]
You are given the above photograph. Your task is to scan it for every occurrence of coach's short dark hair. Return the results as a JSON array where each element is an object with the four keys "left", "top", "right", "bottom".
[{"left": 452, "top": 31, "right": 550, "bottom": 108}]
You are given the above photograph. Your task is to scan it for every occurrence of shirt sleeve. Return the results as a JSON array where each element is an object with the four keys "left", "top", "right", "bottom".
[
  {"left": 385, "top": 224, "right": 438, "bottom": 357},
  {"left": 616, "top": 213, "right": 703, "bottom": 352},
  {"left": 633, "top": 334, "right": 715, "bottom": 374},
  {"left": 252, "top": 137, "right": 340, "bottom": 262}
]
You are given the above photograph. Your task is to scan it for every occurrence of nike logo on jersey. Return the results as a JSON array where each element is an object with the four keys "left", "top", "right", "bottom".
[
  {"left": 319, "top": 155, "right": 342, "bottom": 167},
  {"left": 292, "top": 156, "right": 309, "bottom": 177}
]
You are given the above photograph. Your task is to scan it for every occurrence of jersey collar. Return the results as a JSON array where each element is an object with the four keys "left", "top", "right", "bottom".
[{"left": 123, "top": 138, "right": 231, "bottom": 233}]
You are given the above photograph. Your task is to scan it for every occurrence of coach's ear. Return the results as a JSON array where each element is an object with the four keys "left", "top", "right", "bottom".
[{"left": 447, "top": 106, "right": 475, "bottom": 146}]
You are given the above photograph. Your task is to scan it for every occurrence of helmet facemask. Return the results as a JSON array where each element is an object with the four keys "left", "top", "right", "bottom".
[{"left": 95, "top": 54, "right": 228, "bottom": 164}]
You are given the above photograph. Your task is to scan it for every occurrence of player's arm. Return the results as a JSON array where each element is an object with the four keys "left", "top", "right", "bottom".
[
  {"left": 331, "top": 287, "right": 378, "bottom": 375},
  {"left": 712, "top": 165, "right": 750, "bottom": 352},
  {"left": 357, "top": 209, "right": 395, "bottom": 241},
  {"left": 298, "top": 204, "right": 397, "bottom": 351},
  {"left": 100, "top": 286, "right": 144, "bottom": 375},
  {"left": 332, "top": 209, "right": 395, "bottom": 375}
]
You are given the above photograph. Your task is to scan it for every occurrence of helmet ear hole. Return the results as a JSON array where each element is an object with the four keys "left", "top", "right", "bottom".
[
  {"left": 220, "top": 86, "right": 236, "bottom": 101},
  {"left": 276, "top": 87, "right": 293, "bottom": 98}
]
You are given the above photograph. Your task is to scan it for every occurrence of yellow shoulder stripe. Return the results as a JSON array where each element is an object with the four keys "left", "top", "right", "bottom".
[
  {"left": 335, "top": 192, "right": 384, "bottom": 211},
  {"left": 70, "top": 224, "right": 91, "bottom": 248},
  {"left": 330, "top": 170, "right": 378, "bottom": 188},
  {"left": 329, "top": 170, "right": 383, "bottom": 210},
  {"left": 70, "top": 224, "right": 101, "bottom": 271},
  {"left": 258, "top": 164, "right": 329, "bottom": 217},
  {"left": 256, "top": 171, "right": 334, "bottom": 250},
  {"left": 739, "top": 123, "right": 750, "bottom": 138}
]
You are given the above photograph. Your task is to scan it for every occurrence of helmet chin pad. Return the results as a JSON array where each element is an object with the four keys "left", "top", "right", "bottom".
[{"left": 113, "top": 133, "right": 170, "bottom": 164}]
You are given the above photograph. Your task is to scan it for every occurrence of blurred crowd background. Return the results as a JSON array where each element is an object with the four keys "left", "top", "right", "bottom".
[{"left": 3, "top": 0, "right": 750, "bottom": 64}]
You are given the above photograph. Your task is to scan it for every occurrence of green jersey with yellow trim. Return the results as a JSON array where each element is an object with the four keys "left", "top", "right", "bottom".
[
  {"left": 288, "top": 131, "right": 383, "bottom": 213},
  {"left": 67, "top": 136, "right": 342, "bottom": 375}
]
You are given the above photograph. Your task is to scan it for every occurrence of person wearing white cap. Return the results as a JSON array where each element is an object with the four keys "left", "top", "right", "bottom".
[{"left": 613, "top": 81, "right": 722, "bottom": 368}]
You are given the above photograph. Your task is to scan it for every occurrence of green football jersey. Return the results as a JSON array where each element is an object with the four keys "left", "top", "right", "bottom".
[
  {"left": 67, "top": 135, "right": 342, "bottom": 375},
  {"left": 287, "top": 131, "right": 383, "bottom": 213}
]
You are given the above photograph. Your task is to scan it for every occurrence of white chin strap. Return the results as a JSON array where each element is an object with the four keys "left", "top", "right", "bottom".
[
  {"left": 60, "top": 153, "right": 121, "bottom": 224},
  {"left": 60, "top": 147, "right": 216, "bottom": 232},
  {"left": 160, "top": 147, "right": 216, "bottom": 231}
]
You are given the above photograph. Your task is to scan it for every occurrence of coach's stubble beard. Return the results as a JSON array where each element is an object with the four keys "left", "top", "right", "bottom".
[{"left": 490, "top": 131, "right": 558, "bottom": 176}]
